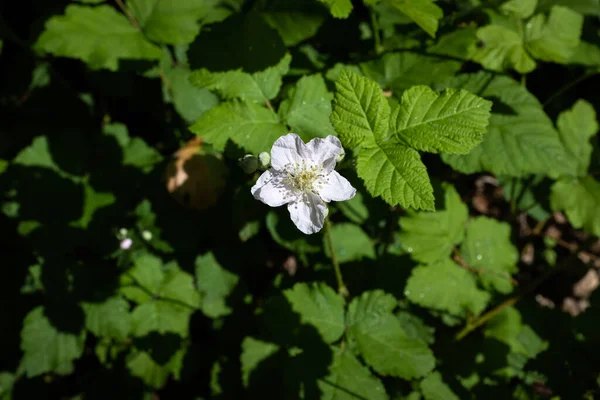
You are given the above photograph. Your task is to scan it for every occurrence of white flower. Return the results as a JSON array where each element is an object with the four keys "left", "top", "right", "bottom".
[
  {"left": 251, "top": 133, "right": 356, "bottom": 234},
  {"left": 120, "top": 238, "right": 133, "bottom": 250}
]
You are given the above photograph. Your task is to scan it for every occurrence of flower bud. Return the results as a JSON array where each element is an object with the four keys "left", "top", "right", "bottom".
[
  {"left": 335, "top": 149, "right": 345, "bottom": 163},
  {"left": 141, "top": 230, "right": 153, "bottom": 241},
  {"left": 120, "top": 238, "right": 133, "bottom": 250},
  {"left": 258, "top": 152, "right": 271, "bottom": 170},
  {"left": 238, "top": 154, "right": 258, "bottom": 174}
]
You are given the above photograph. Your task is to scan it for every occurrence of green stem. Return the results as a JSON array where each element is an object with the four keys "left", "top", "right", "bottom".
[
  {"left": 370, "top": 10, "right": 383, "bottom": 55},
  {"left": 509, "top": 177, "right": 518, "bottom": 214},
  {"left": 455, "top": 236, "right": 596, "bottom": 340},
  {"left": 125, "top": 272, "right": 201, "bottom": 311},
  {"left": 324, "top": 218, "right": 349, "bottom": 298}
]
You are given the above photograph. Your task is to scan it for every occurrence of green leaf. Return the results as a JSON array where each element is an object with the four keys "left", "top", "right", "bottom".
[
  {"left": 388, "top": 0, "right": 443, "bottom": 38},
  {"left": 190, "top": 54, "right": 291, "bottom": 103},
  {"left": 500, "top": 0, "right": 538, "bottom": 18},
  {"left": 163, "top": 65, "right": 219, "bottom": 123},
  {"left": 127, "top": 0, "right": 221, "bottom": 44},
  {"left": 240, "top": 337, "right": 280, "bottom": 387},
  {"left": 399, "top": 183, "right": 468, "bottom": 264},
  {"left": 525, "top": 6, "right": 583, "bottom": 64},
  {"left": 319, "top": 348, "right": 388, "bottom": 400},
  {"left": 283, "top": 283, "right": 345, "bottom": 343},
  {"left": 421, "top": 372, "right": 460, "bottom": 400},
  {"left": 75, "top": 184, "right": 115, "bottom": 228},
  {"left": 472, "top": 25, "right": 536, "bottom": 74},
  {"left": 260, "top": 1, "right": 327, "bottom": 46},
  {"left": 103, "top": 123, "right": 163, "bottom": 171},
  {"left": 568, "top": 41, "right": 600, "bottom": 66},
  {"left": 346, "top": 290, "right": 435, "bottom": 379},
  {"left": 20, "top": 307, "right": 86, "bottom": 377},
  {"left": 127, "top": 348, "right": 185, "bottom": 389},
  {"left": 189, "top": 101, "right": 287, "bottom": 154},
  {"left": 82, "top": 296, "right": 132, "bottom": 340},
  {"left": 551, "top": 176, "right": 600, "bottom": 237},
  {"left": 195, "top": 252, "right": 239, "bottom": 318},
  {"left": 391, "top": 85, "right": 492, "bottom": 154},
  {"left": 279, "top": 74, "right": 336, "bottom": 141},
  {"left": 121, "top": 255, "right": 200, "bottom": 337},
  {"left": 537, "top": 0, "right": 600, "bottom": 16},
  {"left": 336, "top": 191, "right": 369, "bottom": 224},
  {"left": 357, "top": 142, "right": 435, "bottom": 210},
  {"left": 0, "top": 373, "right": 14, "bottom": 400},
  {"left": 404, "top": 259, "right": 491, "bottom": 318},
  {"left": 265, "top": 211, "right": 322, "bottom": 261},
  {"left": 318, "top": 0, "right": 353, "bottom": 18},
  {"left": 34, "top": 5, "right": 162, "bottom": 71},
  {"left": 441, "top": 72, "right": 569, "bottom": 177},
  {"left": 331, "top": 69, "right": 391, "bottom": 148},
  {"left": 324, "top": 223, "right": 375, "bottom": 263},
  {"left": 460, "top": 217, "right": 518, "bottom": 294},
  {"left": 556, "top": 100, "right": 598, "bottom": 177}
]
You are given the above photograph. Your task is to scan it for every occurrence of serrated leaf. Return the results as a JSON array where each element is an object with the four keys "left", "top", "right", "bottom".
[
  {"left": 346, "top": 290, "right": 435, "bottom": 379},
  {"left": 279, "top": 74, "right": 336, "bottom": 141},
  {"left": 318, "top": 0, "right": 353, "bottom": 18},
  {"left": 472, "top": 25, "right": 536, "bottom": 74},
  {"left": 20, "top": 307, "right": 86, "bottom": 377},
  {"left": 461, "top": 217, "right": 518, "bottom": 294},
  {"left": 260, "top": 1, "right": 327, "bottom": 46},
  {"left": 441, "top": 72, "right": 569, "bottom": 177},
  {"left": 399, "top": 183, "right": 468, "bottom": 264},
  {"left": 525, "top": 6, "right": 583, "bottom": 64},
  {"left": 388, "top": 0, "right": 443, "bottom": 38},
  {"left": 189, "top": 101, "right": 287, "bottom": 154},
  {"left": 195, "top": 252, "right": 239, "bottom": 318},
  {"left": 331, "top": 69, "right": 391, "bottom": 148},
  {"left": 103, "top": 123, "right": 163, "bottom": 171},
  {"left": 34, "top": 5, "right": 162, "bottom": 71},
  {"left": 556, "top": 100, "right": 598, "bottom": 177},
  {"left": 501, "top": 0, "right": 538, "bottom": 18},
  {"left": 537, "top": 0, "right": 600, "bottom": 16},
  {"left": 130, "top": 301, "right": 192, "bottom": 337},
  {"left": 127, "top": 348, "right": 185, "bottom": 389},
  {"left": 324, "top": 223, "right": 375, "bottom": 263},
  {"left": 357, "top": 142, "right": 435, "bottom": 210},
  {"left": 391, "top": 86, "right": 492, "bottom": 154},
  {"left": 82, "top": 296, "right": 132, "bottom": 340},
  {"left": 163, "top": 65, "right": 219, "bottom": 123},
  {"left": 319, "top": 348, "right": 388, "bottom": 400},
  {"left": 283, "top": 283, "right": 345, "bottom": 343},
  {"left": 404, "top": 259, "right": 491, "bottom": 318},
  {"left": 190, "top": 54, "right": 291, "bottom": 103},
  {"left": 421, "top": 372, "right": 459, "bottom": 400},
  {"left": 127, "top": 0, "right": 221, "bottom": 44},
  {"left": 550, "top": 176, "right": 600, "bottom": 237},
  {"left": 240, "top": 337, "right": 280, "bottom": 387}
]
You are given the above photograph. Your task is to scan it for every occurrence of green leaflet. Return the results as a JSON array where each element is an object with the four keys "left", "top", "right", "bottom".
[
  {"left": 331, "top": 70, "right": 435, "bottom": 210},
  {"left": 260, "top": 0, "right": 327, "bottom": 46},
  {"left": 551, "top": 176, "right": 600, "bottom": 237},
  {"left": 391, "top": 86, "right": 492, "bottom": 154},
  {"left": 283, "top": 283, "right": 345, "bottom": 343},
  {"left": 501, "top": 0, "right": 538, "bottom": 18},
  {"left": 346, "top": 291, "right": 435, "bottom": 379},
  {"left": 20, "top": 307, "right": 86, "bottom": 377},
  {"left": 279, "top": 74, "right": 336, "bottom": 141},
  {"left": 387, "top": 0, "right": 443, "bottom": 38},
  {"left": 472, "top": 25, "right": 536, "bottom": 74},
  {"left": 556, "top": 100, "right": 598, "bottom": 177},
  {"left": 323, "top": 223, "right": 375, "bottom": 263},
  {"left": 190, "top": 54, "right": 291, "bottom": 103},
  {"left": 421, "top": 372, "right": 460, "bottom": 400},
  {"left": 318, "top": 348, "right": 388, "bottom": 400},
  {"left": 441, "top": 72, "right": 569, "bottom": 177},
  {"left": 399, "top": 183, "right": 468, "bottom": 264},
  {"left": 127, "top": 348, "right": 185, "bottom": 388},
  {"left": 195, "top": 252, "right": 239, "bottom": 319},
  {"left": 404, "top": 259, "right": 491, "bottom": 318},
  {"left": 240, "top": 337, "right": 280, "bottom": 387},
  {"left": 127, "top": 0, "right": 227, "bottom": 44},
  {"left": 460, "top": 217, "right": 519, "bottom": 294},
  {"left": 317, "top": 0, "right": 353, "bottom": 18},
  {"left": 189, "top": 101, "right": 287, "bottom": 154},
  {"left": 82, "top": 296, "right": 132, "bottom": 340},
  {"left": 34, "top": 5, "right": 162, "bottom": 71}
]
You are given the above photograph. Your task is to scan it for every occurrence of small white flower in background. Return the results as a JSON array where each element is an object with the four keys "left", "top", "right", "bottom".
[
  {"left": 141, "top": 230, "right": 153, "bottom": 241},
  {"left": 251, "top": 133, "right": 356, "bottom": 234},
  {"left": 120, "top": 238, "right": 133, "bottom": 250}
]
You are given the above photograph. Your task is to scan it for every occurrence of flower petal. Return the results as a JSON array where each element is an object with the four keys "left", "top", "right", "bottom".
[
  {"left": 270, "top": 133, "right": 312, "bottom": 171},
  {"left": 251, "top": 169, "right": 296, "bottom": 207},
  {"left": 288, "top": 193, "right": 328, "bottom": 234},
  {"left": 306, "top": 136, "right": 343, "bottom": 172},
  {"left": 318, "top": 170, "right": 356, "bottom": 202}
]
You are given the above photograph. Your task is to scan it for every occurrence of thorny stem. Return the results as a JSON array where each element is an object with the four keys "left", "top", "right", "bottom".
[
  {"left": 325, "top": 218, "right": 349, "bottom": 298},
  {"left": 455, "top": 236, "right": 597, "bottom": 340}
]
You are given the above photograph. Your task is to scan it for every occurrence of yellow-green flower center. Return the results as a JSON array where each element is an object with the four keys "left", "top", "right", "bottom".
[{"left": 284, "top": 162, "right": 326, "bottom": 194}]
